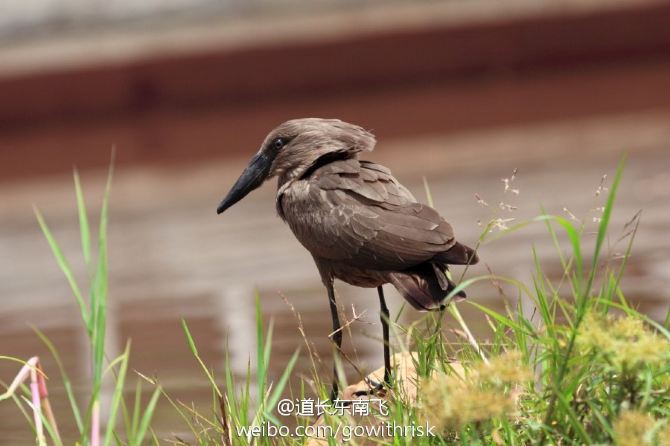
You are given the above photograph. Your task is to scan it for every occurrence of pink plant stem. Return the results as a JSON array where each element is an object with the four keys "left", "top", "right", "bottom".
[
  {"left": 92, "top": 400, "right": 100, "bottom": 446},
  {"left": 1, "top": 356, "right": 57, "bottom": 444},
  {"left": 36, "top": 365, "right": 60, "bottom": 441},
  {"left": 2, "top": 357, "right": 38, "bottom": 398},
  {"left": 29, "top": 364, "right": 45, "bottom": 445}
]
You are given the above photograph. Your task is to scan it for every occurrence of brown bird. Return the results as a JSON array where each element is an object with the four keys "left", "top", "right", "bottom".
[{"left": 217, "top": 118, "right": 478, "bottom": 399}]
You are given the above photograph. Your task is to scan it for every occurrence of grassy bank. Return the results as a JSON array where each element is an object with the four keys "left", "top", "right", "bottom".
[{"left": 2, "top": 159, "right": 670, "bottom": 445}]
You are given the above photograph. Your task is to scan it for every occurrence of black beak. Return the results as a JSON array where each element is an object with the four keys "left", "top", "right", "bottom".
[{"left": 217, "top": 152, "right": 273, "bottom": 214}]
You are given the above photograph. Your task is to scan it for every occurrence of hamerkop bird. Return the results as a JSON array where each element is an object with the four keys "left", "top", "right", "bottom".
[{"left": 217, "top": 118, "right": 478, "bottom": 399}]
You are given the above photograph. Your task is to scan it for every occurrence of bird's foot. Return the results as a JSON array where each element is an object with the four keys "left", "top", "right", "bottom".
[{"left": 352, "top": 376, "right": 389, "bottom": 397}]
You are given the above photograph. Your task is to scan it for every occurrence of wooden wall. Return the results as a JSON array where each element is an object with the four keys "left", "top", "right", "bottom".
[{"left": 1, "top": 1, "right": 670, "bottom": 181}]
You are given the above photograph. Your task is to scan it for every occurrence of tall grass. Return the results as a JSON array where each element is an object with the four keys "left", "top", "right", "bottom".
[
  {"left": 397, "top": 158, "right": 670, "bottom": 445},
  {"left": 3, "top": 159, "right": 670, "bottom": 445},
  {"left": 1, "top": 165, "right": 161, "bottom": 445},
  {"left": 175, "top": 296, "right": 300, "bottom": 446}
]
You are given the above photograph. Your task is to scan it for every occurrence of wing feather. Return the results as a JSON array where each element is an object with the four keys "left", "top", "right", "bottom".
[{"left": 301, "top": 160, "right": 456, "bottom": 270}]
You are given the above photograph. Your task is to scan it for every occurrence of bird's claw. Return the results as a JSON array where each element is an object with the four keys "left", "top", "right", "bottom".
[{"left": 352, "top": 377, "right": 388, "bottom": 397}]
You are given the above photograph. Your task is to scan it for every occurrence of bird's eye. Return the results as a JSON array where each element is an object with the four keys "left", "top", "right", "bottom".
[{"left": 272, "top": 138, "right": 285, "bottom": 150}]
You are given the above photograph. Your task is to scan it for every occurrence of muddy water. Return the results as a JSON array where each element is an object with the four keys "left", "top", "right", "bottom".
[{"left": 1, "top": 114, "right": 670, "bottom": 443}]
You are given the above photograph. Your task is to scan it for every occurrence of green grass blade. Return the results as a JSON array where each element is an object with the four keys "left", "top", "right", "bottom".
[
  {"left": 263, "top": 319, "right": 274, "bottom": 392},
  {"left": 265, "top": 349, "right": 300, "bottom": 416},
  {"left": 130, "top": 379, "right": 142, "bottom": 438},
  {"left": 34, "top": 207, "right": 89, "bottom": 326},
  {"left": 555, "top": 390, "right": 592, "bottom": 444},
  {"left": 181, "top": 319, "right": 222, "bottom": 398},
  {"left": 255, "top": 294, "right": 267, "bottom": 398},
  {"left": 133, "top": 386, "right": 162, "bottom": 446},
  {"left": 89, "top": 302, "right": 106, "bottom": 395},
  {"left": 468, "top": 302, "right": 535, "bottom": 337},
  {"left": 103, "top": 342, "right": 131, "bottom": 446},
  {"left": 91, "top": 161, "right": 113, "bottom": 388},
  {"left": 534, "top": 215, "right": 583, "bottom": 292},
  {"left": 33, "top": 327, "right": 84, "bottom": 433},
  {"left": 73, "top": 169, "right": 92, "bottom": 266},
  {"left": 6, "top": 391, "right": 34, "bottom": 435},
  {"left": 540, "top": 205, "right": 568, "bottom": 271}
]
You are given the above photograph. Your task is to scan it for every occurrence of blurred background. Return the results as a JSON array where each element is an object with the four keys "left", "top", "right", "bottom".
[{"left": 1, "top": 0, "right": 670, "bottom": 442}]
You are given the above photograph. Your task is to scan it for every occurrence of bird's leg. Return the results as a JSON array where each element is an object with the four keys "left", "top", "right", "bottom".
[
  {"left": 378, "top": 285, "right": 392, "bottom": 386},
  {"left": 357, "top": 286, "right": 392, "bottom": 397},
  {"left": 326, "top": 281, "right": 343, "bottom": 402}
]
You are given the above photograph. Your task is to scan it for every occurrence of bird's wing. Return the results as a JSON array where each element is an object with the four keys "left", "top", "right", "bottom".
[{"left": 306, "top": 159, "right": 456, "bottom": 270}]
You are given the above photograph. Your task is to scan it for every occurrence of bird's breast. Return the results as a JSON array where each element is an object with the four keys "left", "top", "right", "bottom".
[{"left": 277, "top": 181, "right": 338, "bottom": 258}]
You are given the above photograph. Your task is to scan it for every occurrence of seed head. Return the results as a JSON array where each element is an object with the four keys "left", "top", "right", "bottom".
[
  {"left": 576, "top": 313, "right": 670, "bottom": 371},
  {"left": 614, "top": 410, "right": 654, "bottom": 446},
  {"left": 419, "top": 351, "right": 530, "bottom": 431}
]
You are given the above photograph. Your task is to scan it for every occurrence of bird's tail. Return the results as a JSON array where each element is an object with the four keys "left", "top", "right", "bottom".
[
  {"left": 387, "top": 262, "right": 466, "bottom": 311},
  {"left": 434, "top": 241, "right": 479, "bottom": 265}
]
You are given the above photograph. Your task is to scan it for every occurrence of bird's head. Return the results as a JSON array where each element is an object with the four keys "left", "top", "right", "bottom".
[{"left": 216, "top": 118, "right": 375, "bottom": 214}]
